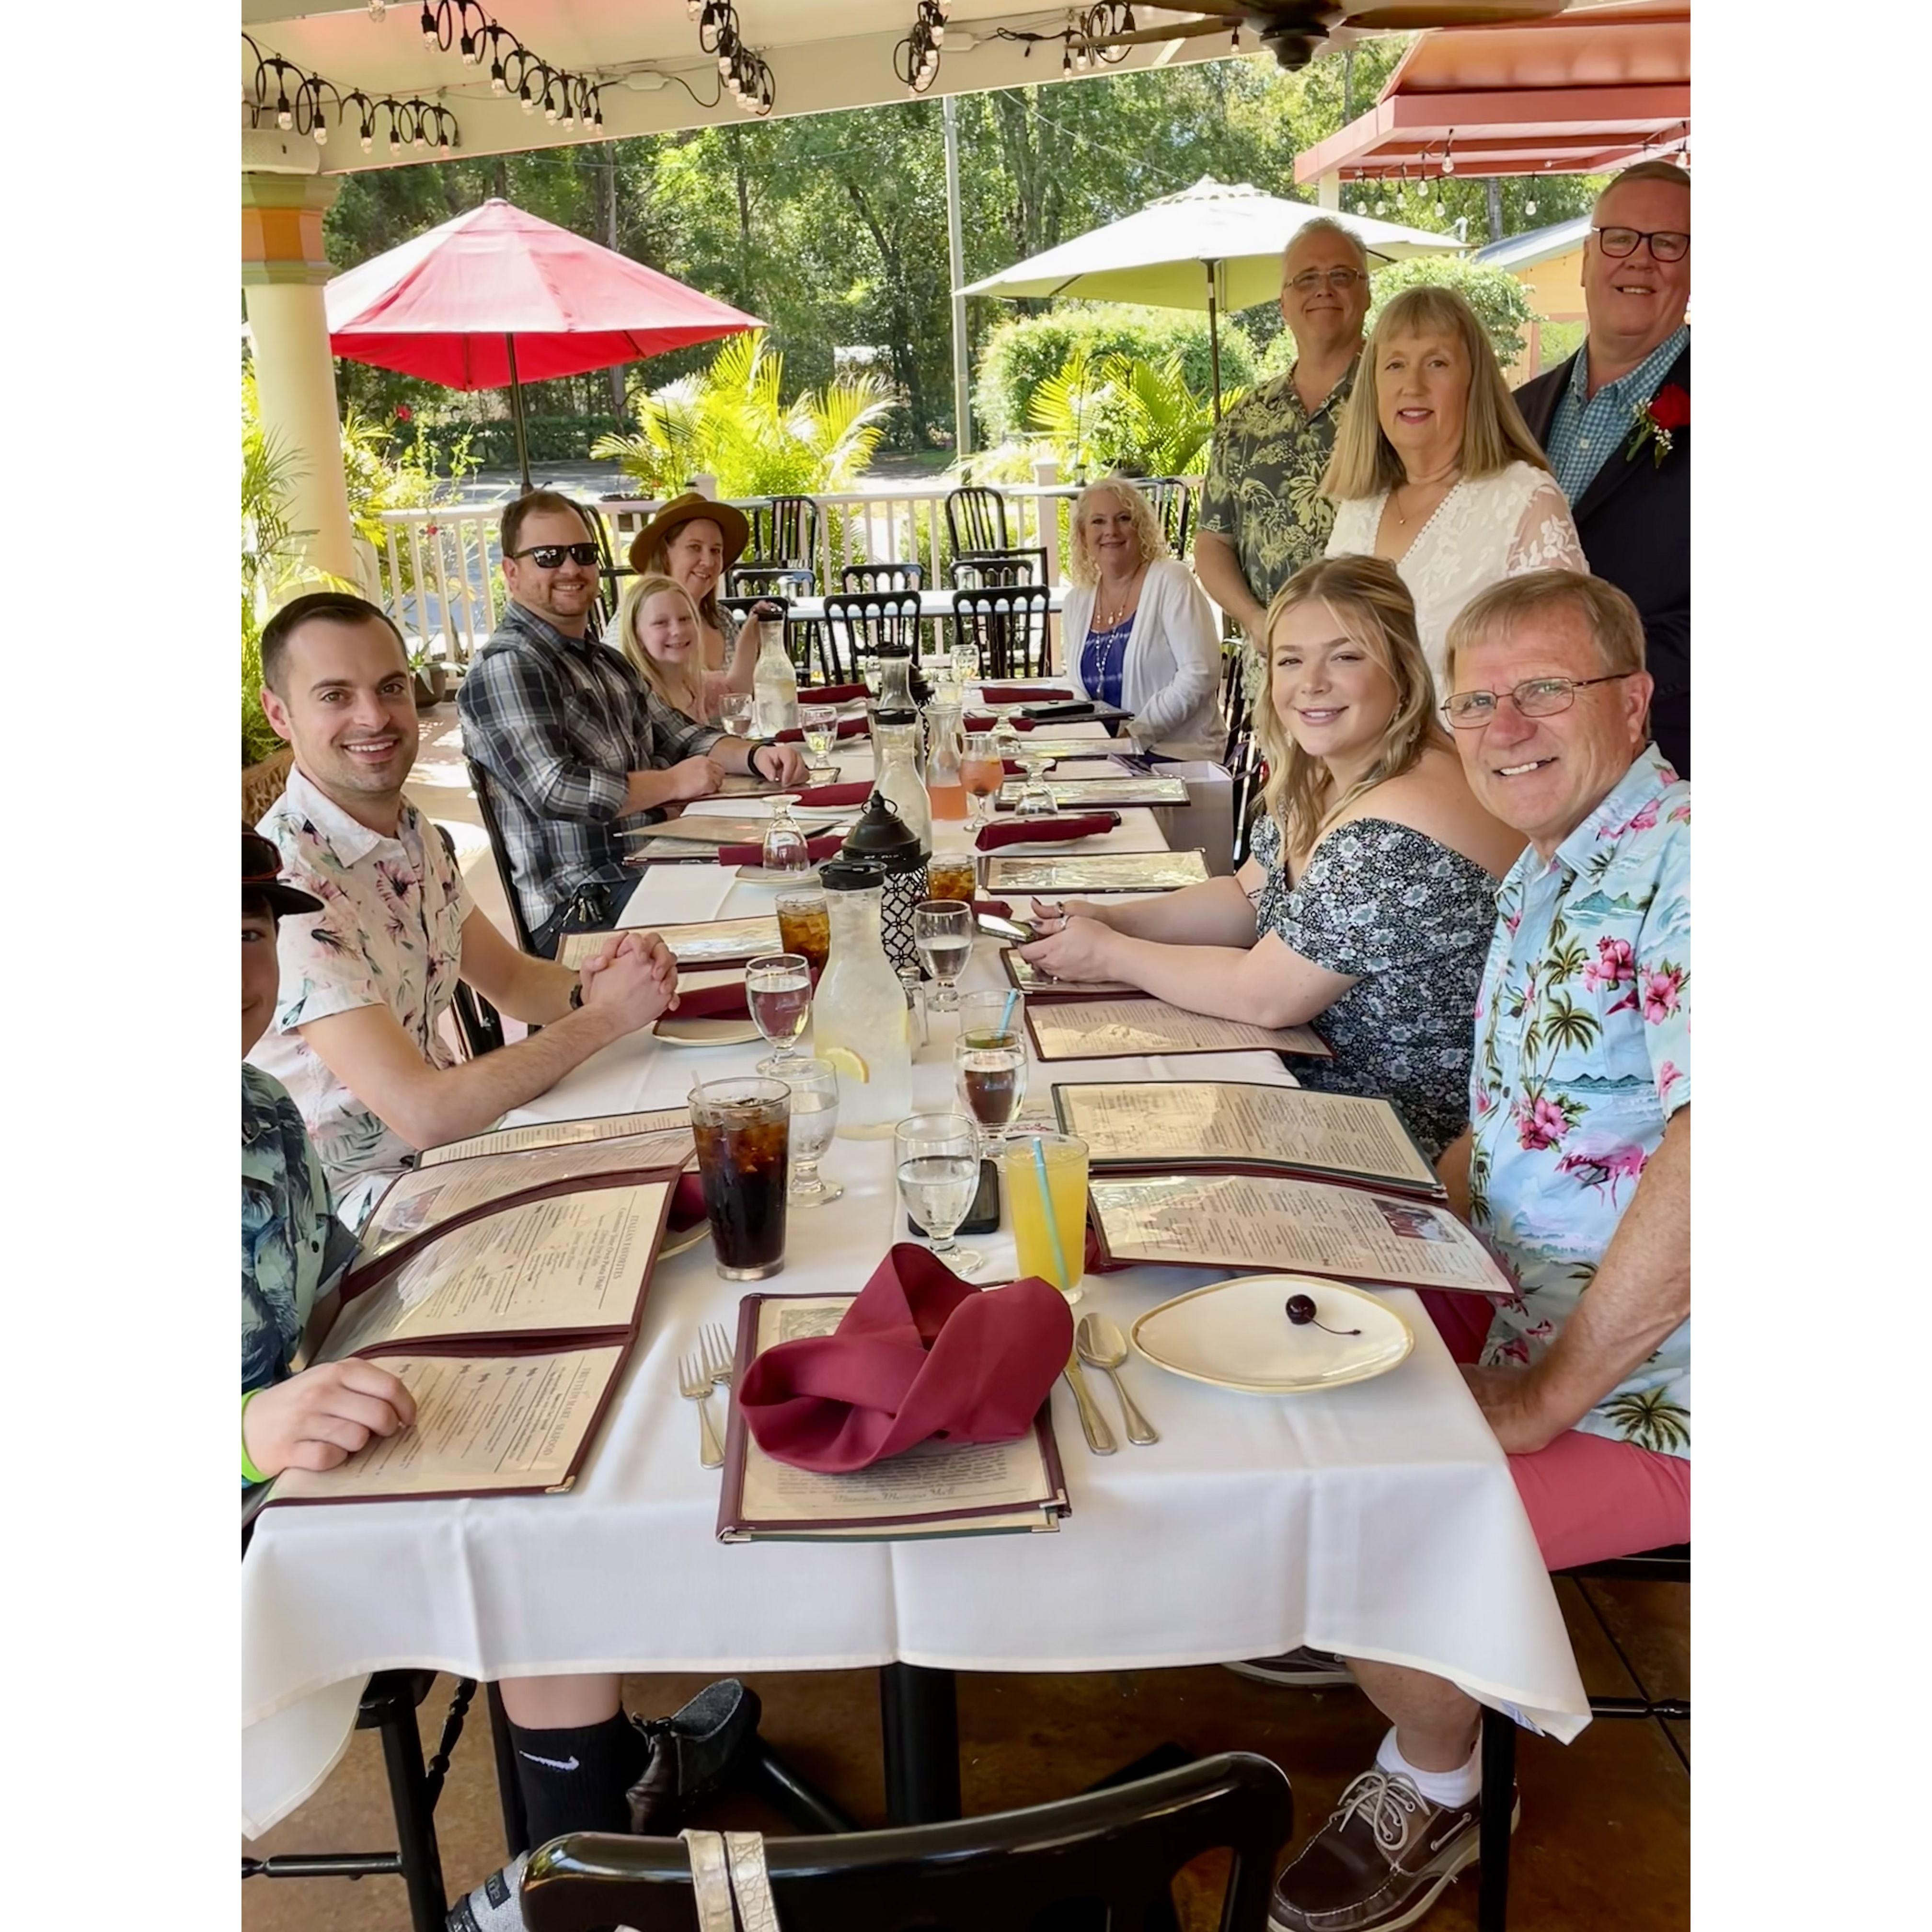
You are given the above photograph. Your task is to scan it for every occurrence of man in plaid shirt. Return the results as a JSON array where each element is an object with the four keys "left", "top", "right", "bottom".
[{"left": 459, "top": 492, "right": 806, "bottom": 955}]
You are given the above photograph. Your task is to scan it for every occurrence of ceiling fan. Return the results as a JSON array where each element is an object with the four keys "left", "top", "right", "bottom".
[{"left": 1081, "top": 1, "right": 1570, "bottom": 72}]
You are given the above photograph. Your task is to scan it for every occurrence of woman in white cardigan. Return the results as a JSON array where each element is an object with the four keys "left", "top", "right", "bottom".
[{"left": 1059, "top": 477, "right": 1225, "bottom": 762}]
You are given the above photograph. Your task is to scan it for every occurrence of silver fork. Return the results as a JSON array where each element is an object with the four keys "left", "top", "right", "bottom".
[
  {"left": 678, "top": 1351, "right": 724, "bottom": 1469},
  {"left": 702, "top": 1322, "right": 736, "bottom": 1395}
]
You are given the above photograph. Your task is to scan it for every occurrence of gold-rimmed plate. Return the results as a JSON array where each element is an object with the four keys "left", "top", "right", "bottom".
[{"left": 1129, "top": 1274, "right": 1412, "bottom": 1395}]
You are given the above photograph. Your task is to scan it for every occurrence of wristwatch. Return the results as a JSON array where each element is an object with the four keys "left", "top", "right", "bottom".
[
  {"left": 568, "top": 976, "right": 586, "bottom": 1010},
  {"left": 746, "top": 737, "right": 777, "bottom": 778}
]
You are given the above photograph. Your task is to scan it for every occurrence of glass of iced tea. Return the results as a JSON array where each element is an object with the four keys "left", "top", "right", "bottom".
[
  {"left": 953, "top": 993, "right": 1029, "bottom": 1152},
  {"left": 926, "top": 853, "right": 978, "bottom": 905},
  {"left": 746, "top": 952, "right": 813, "bottom": 1075},
  {"left": 775, "top": 888, "right": 831, "bottom": 977},
  {"left": 961, "top": 732, "right": 1004, "bottom": 831},
  {"left": 689, "top": 1077, "right": 792, "bottom": 1280}
]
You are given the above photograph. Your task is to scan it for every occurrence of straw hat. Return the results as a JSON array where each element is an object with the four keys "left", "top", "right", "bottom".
[{"left": 626, "top": 492, "right": 751, "bottom": 575}]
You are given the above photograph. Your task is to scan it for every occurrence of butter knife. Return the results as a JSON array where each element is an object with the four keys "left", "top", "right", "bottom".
[{"left": 1062, "top": 1354, "right": 1118, "bottom": 1455}]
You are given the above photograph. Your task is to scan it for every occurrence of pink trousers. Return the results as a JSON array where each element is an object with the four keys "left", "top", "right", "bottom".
[{"left": 1419, "top": 1291, "right": 1690, "bottom": 1574}]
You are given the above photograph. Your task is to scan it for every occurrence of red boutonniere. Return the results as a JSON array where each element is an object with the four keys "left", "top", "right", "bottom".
[{"left": 1625, "top": 383, "right": 1689, "bottom": 468}]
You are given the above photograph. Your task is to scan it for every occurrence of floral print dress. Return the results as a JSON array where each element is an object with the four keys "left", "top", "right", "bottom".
[
  {"left": 1468, "top": 746, "right": 1691, "bottom": 1457},
  {"left": 1249, "top": 810, "right": 1500, "bottom": 1159}
]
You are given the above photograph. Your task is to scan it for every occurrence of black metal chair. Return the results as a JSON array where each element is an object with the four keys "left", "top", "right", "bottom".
[
  {"left": 749, "top": 494, "right": 821, "bottom": 576},
  {"left": 949, "top": 544, "right": 1049, "bottom": 590},
  {"left": 466, "top": 757, "right": 540, "bottom": 955},
  {"left": 953, "top": 583, "right": 1053, "bottom": 681},
  {"left": 821, "top": 589, "right": 925, "bottom": 683},
  {"left": 580, "top": 500, "right": 631, "bottom": 636},
  {"left": 431, "top": 824, "right": 508, "bottom": 1055},
  {"left": 841, "top": 560, "right": 925, "bottom": 595},
  {"left": 1475, "top": 1543, "right": 1690, "bottom": 1932},
  {"left": 944, "top": 483, "right": 1009, "bottom": 557},
  {"left": 520, "top": 1751, "right": 1292, "bottom": 1932},
  {"left": 727, "top": 564, "right": 816, "bottom": 603},
  {"left": 1139, "top": 476, "right": 1196, "bottom": 557}
]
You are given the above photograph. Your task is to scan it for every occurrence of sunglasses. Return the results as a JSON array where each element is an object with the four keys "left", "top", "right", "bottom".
[{"left": 510, "top": 542, "right": 600, "bottom": 568}]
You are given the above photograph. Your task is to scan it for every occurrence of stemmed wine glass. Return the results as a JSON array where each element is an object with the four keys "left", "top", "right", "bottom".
[
  {"left": 782, "top": 1057, "right": 842, "bottom": 1207},
  {"left": 760, "top": 797, "right": 812, "bottom": 875},
  {"left": 1013, "top": 740, "right": 1058, "bottom": 819},
  {"left": 894, "top": 1112, "right": 986, "bottom": 1275},
  {"left": 798, "top": 703, "right": 839, "bottom": 781},
  {"left": 913, "top": 899, "right": 973, "bottom": 1013},
  {"left": 950, "top": 636, "right": 981, "bottom": 688},
  {"left": 718, "top": 693, "right": 756, "bottom": 739},
  {"left": 953, "top": 991, "right": 1029, "bottom": 1154},
  {"left": 960, "top": 731, "right": 1004, "bottom": 832},
  {"left": 746, "top": 951, "right": 812, "bottom": 1076}
]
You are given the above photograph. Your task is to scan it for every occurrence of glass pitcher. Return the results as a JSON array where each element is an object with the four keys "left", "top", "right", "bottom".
[
  {"left": 812, "top": 860, "right": 914, "bottom": 1137},
  {"left": 871, "top": 709, "right": 932, "bottom": 856},
  {"left": 923, "top": 688, "right": 966, "bottom": 822}
]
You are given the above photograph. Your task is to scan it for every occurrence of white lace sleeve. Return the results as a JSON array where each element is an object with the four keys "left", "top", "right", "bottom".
[
  {"left": 1324, "top": 494, "right": 1379, "bottom": 559},
  {"left": 1506, "top": 474, "right": 1587, "bottom": 575}
]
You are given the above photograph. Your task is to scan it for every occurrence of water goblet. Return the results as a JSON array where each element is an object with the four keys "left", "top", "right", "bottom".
[
  {"left": 961, "top": 731, "right": 1003, "bottom": 832},
  {"left": 913, "top": 898, "right": 973, "bottom": 1013},
  {"left": 745, "top": 951, "right": 812, "bottom": 1075},
  {"left": 718, "top": 692, "right": 756, "bottom": 739},
  {"left": 894, "top": 1111, "right": 986, "bottom": 1275},
  {"left": 799, "top": 703, "right": 839, "bottom": 774},
  {"left": 781, "top": 1057, "right": 842, "bottom": 1207}
]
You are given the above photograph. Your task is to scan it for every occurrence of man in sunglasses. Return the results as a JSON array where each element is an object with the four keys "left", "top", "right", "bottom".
[
  {"left": 460, "top": 490, "right": 807, "bottom": 954},
  {"left": 1512, "top": 161, "right": 1690, "bottom": 774},
  {"left": 1195, "top": 217, "right": 1370, "bottom": 643}
]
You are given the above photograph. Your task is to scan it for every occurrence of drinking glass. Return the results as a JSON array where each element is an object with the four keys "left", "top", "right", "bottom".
[
  {"left": 745, "top": 951, "right": 812, "bottom": 1075},
  {"left": 781, "top": 1057, "right": 842, "bottom": 1207},
  {"left": 951, "top": 637, "right": 981, "bottom": 687},
  {"left": 914, "top": 898, "right": 973, "bottom": 1014},
  {"left": 925, "top": 852, "right": 978, "bottom": 906},
  {"left": 953, "top": 992, "right": 1029, "bottom": 1151},
  {"left": 859, "top": 653, "right": 883, "bottom": 697},
  {"left": 1005, "top": 1129, "right": 1089, "bottom": 1305},
  {"left": 894, "top": 1111, "right": 986, "bottom": 1275},
  {"left": 689, "top": 1077, "right": 792, "bottom": 1281},
  {"left": 961, "top": 732, "right": 1004, "bottom": 831},
  {"left": 718, "top": 692, "right": 756, "bottom": 739},
  {"left": 799, "top": 703, "right": 839, "bottom": 778},
  {"left": 760, "top": 797, "right": 812, "bottom": 877},
  {"left": 1014, "top": 741, "right": 1058, "bottom": 819},
  {"left": 775, "top": 888, "right": 830, "bottom": 977}
]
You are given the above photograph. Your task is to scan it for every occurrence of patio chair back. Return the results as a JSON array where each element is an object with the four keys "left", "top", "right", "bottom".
[
  {"left": 953, "top": 583, "right": 1052, "bottom": 681},
  {"left": 465, "top": 757, "right": 539, "bottom": 954},
  {"left": 432, "top": 825, "right": 506, "bottom": 1055},
  {"left": 579, "top": 501, "right": 629, "bottom": 637},
  {"left": 841, "top": 561, "right": 925, "bottom": 595},
  {"left": 727, "top": 565, "right": 816, "bottom": 604},
  {"left": 519, "top": 1750, "right": 1292, "bottom": 1932},
  {"left": 945, "top": 485, "right": 1009, "bottom": 556},
  {"left": 750, "top": 495, "right": 820, "bottom": 575},
  {"left": 949, "top": 545, "right": 1048, "bottom": 591},
  {"left": 821, "top": 590, "right": 924, "bottom": 684},
  {"left": 1138, "top": 476, "right": 1195, "bottom": 557}
]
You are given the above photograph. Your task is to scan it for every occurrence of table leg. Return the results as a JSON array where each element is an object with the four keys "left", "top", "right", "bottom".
[
  {"left": 878, "top": 1663, "right": 961, "bottom": 1824},
  {"left": 1477, "top": 1704, "right": 1517, "bottom": 1932}
]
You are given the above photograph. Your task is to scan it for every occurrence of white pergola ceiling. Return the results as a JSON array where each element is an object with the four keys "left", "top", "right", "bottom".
[{"left": 240, "top": 3, "right": 1276, "bottom": 175}]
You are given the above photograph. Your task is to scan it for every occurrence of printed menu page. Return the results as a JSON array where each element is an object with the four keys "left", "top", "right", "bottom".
[
  {"left": 422, "top": 1108, "right": 689, "bottom": 1166},
  {"left": 994, "top": 776, "right": 1190, "bottom": 808},
  {"left": 359, "top": 1130, "right": 696, "bottom": 1260},
  {"left": 1088, "top": 1172, "right": 1510, "bottom": 1295},
  {"left": 1053, "top": 1081, "right": 1437, "bottom": 1192},
  {"left": 323, "top": 1183, "right": 668, "bottom": 1358},
  {"left": 268, "top": 1347, "right": 623, "bottom": 1503},
  {"left": 1001, "top": 950, "right": 1139, "bottom": 999},
  {"left": 1027, "top": 998, "right": 1331, "bottom": 1061},
  {"left": 984, "top": 850, "right": 1210, "bottom": 892}
]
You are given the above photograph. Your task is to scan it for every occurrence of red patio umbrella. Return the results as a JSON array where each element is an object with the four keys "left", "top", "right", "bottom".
[{"left": 325, "top": 197, "right": 762, "bottom": 491}]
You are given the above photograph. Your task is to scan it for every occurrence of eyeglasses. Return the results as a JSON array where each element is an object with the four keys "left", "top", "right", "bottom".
[
  {"left": 1286, "top": 268, "right": 1368, "bottom": 294},
  {"left": 509, "top": 542, "right": 600, "bottom": 568},
  {"left": 1592, "top": 226, "right": 1690, "bottom": 263},
  {"left": 1441, "top": 672, "right": 1636, "bottom": 728}
]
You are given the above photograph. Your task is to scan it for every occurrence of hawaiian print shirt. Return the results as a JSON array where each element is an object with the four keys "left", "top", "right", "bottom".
[
  {"left": 242, "top": 1064, "right": 356, "bottom": 1398},
  {"left": 1197, "top": 356, "right": 1359, "bottom": 612},
  {"left": 249, "top": 766, "right": 472, "bottom": 1230},
  {"left": 1469, "top": 745, "right": 1691, "bottom": 1458}
]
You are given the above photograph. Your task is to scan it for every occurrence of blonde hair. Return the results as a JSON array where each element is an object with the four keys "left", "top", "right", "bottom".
[
  {"left": 618, "top": 573, "right": 709, "bottom": 719},
  {"left": 1066, "top": 476, "right": 1170, "bottom": 589},
  {"left": 1254, "top": 554, "right": 1450, "bottom": 863},
  {"left": 1445, "top": 569, "right": 1648, "bottom": 688},
  {"left": 1321, "top": 285, "right": 1550, "bottom": 501},
  {"left": 637, "top": 525, "right": 725, "bottom": 634}
]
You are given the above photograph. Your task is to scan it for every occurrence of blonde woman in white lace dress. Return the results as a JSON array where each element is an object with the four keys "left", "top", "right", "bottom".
[{"left": 1322, "top": 284, "right": 1585, "bottom": 695}]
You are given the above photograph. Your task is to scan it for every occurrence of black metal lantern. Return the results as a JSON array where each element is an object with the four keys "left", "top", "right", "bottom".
[{"left": 840, "top": 788, "right": 927, "bottom": 977}]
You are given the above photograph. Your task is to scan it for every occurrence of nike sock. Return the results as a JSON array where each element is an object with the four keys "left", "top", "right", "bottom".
[
  {"left": 509, "top": 1711, "right": 650, "bottom": 1845},
  {"left": 1376, "top": 1727, "right": 1482, "bottom": 1809}
]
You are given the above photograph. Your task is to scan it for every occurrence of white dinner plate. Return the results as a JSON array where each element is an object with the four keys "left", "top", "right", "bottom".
[
  {"left": 732, "top": 865, "right": 826, "bottom": 888},
  {"left": 652, "top": 1015, "right": 763, "bottom": 1047},
  {"left": 1130, "top": 1274, "right": 1412, "bottom": 1395}
]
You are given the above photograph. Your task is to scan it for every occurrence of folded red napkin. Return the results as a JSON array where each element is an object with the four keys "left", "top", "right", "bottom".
[
  {"left": 965, "top": 712, "right": 1035, "bottom": 733},
  {"left": 794, "top": 780, "right": 873, "bottom": 807},
  {"left": 798, "top": 683, "right": 866, "bottom": 705},
  {"left": 670, "top": 980, "right": 749, "bottom": 1020},
  {"left": 776, "top": 715, "right": 869, "bottom": 745},
  {"left": 717, "top": 832, "right": 844, "bottom": 867},
  {"left": 670, "top": 1172, "right": 709, "bottom": 1231},
  {"left": 738, "top": 1243, "right": 1073, "bottom": 1472},
  {"left": 971, "top": 897, "right": 1013, "bottom": 920},
  {"left": 980, "top": 684, "right": 1072, "bottom": 705},
  {"left": 975, "top": 812, "right": 1119, "bottom": 852}
]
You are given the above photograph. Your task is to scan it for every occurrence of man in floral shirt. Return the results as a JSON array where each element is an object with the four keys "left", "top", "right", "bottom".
[{"left": 1271, "top": 569, "right": 1688, "bottom": 1932}]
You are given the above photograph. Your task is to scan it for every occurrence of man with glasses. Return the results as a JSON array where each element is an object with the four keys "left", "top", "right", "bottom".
[
  {"left": 1269, "top": 569, "right": 1688, "bottom": 1932},
  {"left": 459, "top": 491, "right": 807, "bottom": 955},
  {"left": 1195, "top": 217, "right": 1370, "bottom": 643},
  {"left": 1512, "top": 161, "right": 1690, "bottom": 773}
]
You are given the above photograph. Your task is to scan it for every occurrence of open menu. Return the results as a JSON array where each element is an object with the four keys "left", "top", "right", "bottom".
[
  {"left": 421, "top": 1108, "right": 690, "bottom": 1167},
  {"left": 718, "top": 1296, "right": 1069, "bottom": 1542},
  {"left": 1052, "top": 1081, "right": 1441, "bottom": 1196},
  {"left": 984, "top": 849, "right": 1210, "bottom": 893},
  {"left": 560, "top": 916, "right": 781, "bottom": 972},
  {"left": 1087, "top": 1171, "right": 1512, "bottom": 1297},
  {"left": 1025, "top": 997, "right": 1333, "bottom": 1063},
  {"left": 995, "top": 775, "right": 1190, "bottom": 810},
  {"left": 1001, "top": 950, "right": 1139, "bottom": 999}
]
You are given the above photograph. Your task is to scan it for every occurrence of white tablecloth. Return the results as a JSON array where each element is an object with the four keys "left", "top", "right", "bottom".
[{"left": 240, "top": 738, "right": 1587, "bottom": 1836}]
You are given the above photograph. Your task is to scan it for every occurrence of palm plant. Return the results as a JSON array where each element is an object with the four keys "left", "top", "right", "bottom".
[
  {"left": 592, "top": 332, "right": 894, "bottom": 499},
  {"left": 1025, "top": 349, "right": 1233, "bottom": 481}
]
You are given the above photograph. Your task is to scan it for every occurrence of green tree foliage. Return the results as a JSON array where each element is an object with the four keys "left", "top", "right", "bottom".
[{"left": 1024, "top": 351, "right": 1228, "bottom": 479}]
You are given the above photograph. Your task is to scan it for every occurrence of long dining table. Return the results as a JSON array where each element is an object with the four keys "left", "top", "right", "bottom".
[{"left": 239, "top": 710, "right": 1588, "bottom": 1841}]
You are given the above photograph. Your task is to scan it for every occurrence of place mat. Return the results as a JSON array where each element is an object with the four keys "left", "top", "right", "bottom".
[{"left": 995, "top": 776, "right": 1189, "bottom": 810}]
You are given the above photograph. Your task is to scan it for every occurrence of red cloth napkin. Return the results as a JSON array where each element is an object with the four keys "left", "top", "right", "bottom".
[
  {"left": 776, "top": 715, "right": 869, "bottom": 745},
  {"left": 965, "top": 712, "right": 1035, "bottom": 733},
  {"left": 980, "top": 684, "right": 1071, "bottom": 705},
  {"left": 670, "top": 1172, "right": 709, "bottom": 1231},
  {"left": 798, "top": 683, "right": 866, "bottom": 705},
  {"left": 794, "top": 780, "right": 873, "bottom": 807},
  {"left": 976, "top": 813, "right": 1119, "bottom": 852},
  {"left": 670, "top": 980, "right": 749, "bottom": 1020},
  {"left": 738, "top": 1244, "right": 1073, "bottom": 1472},
  {"left": 717, "top": 832, "right": 844, "bottom": 867},
  {"left": 971, "top": 897, "right": 1013, "bottom": 920}
]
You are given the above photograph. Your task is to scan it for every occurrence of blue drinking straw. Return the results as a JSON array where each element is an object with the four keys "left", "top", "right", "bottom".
[
  {"left": 1032, "top": 1138, "right": 1073, "bottom": 1291},
  {"left": 1000, "top": 989, "right": 1020, "bottom": 1035}
]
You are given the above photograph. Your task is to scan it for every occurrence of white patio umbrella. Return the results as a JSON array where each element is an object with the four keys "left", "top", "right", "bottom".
[{"left": 962, "top": 177, "right": 1465, "bottom": 416}]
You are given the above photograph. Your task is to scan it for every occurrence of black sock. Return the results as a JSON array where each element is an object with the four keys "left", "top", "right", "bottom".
[{"left": 508, "top": 1712, "right": 648, "bottom": 1844}]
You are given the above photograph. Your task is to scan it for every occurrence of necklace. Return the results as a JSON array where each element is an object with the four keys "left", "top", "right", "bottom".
[
  {"left": 1392, "top": 467, "right": 1460, "bottom": 527},
  {"left": 1094, "top": 565, "right": 1144, "bottom": 632}
]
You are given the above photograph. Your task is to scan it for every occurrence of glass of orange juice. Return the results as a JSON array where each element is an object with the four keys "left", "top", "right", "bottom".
[{"left": 1005, "top": 1131, "right": 1089, "bottom": 1304}]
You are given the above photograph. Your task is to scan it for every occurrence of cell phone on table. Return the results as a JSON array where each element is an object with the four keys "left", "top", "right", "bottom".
[
  {"left": 975, "top": 912, "right": 1036, "bottom": 946},
  {"left": 908, "top": 1159, "right": 1001, "bottom": 1238}
]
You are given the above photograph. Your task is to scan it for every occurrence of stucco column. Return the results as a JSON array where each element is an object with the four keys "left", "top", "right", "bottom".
[
  {"left": 242, "top": 173, "right": 359, "bottom": 587},
  {"left": 1316, "top": 170, "right": 1341, "bottom": 211}
]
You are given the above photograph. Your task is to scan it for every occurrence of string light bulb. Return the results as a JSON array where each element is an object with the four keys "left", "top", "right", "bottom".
[
  {"left": 276, "top": 95, "right": 292, "bottom": 129},
  {"left": 420, "top": 5, "right": 437, "bottom": 48},
  {"left": 313, "top": 120, "right": 328, "bottom": 145}
]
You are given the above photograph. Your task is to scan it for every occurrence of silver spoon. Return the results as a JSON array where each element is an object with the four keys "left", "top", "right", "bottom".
[{"left": 1076, "top": 1313, "right": 1159, "bottom": 1446}]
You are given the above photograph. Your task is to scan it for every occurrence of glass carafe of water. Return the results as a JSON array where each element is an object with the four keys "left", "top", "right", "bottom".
[{"left": 812, "top": 860, "right": 914, "bottom": 1137}]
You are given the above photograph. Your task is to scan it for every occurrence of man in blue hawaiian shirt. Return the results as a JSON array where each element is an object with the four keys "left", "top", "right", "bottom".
[{"left": 1270, "top": 571, "right": 1688, "bottom": 1932}]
